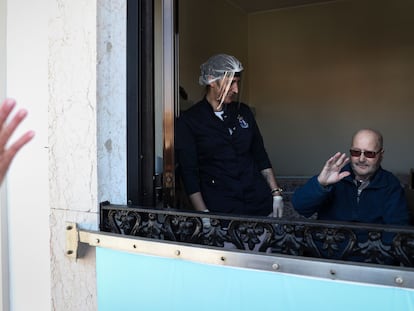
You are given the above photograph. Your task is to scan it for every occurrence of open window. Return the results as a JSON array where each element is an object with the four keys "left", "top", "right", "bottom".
[
  {"left": 119, "top": 0, "right": 414, "bottom": 268},
  {"left": 127, "top": 0, "right": 414, "bottom": 211}
]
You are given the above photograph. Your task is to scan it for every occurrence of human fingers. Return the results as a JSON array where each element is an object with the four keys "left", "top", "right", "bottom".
[
  {"left": 272, "top": 196, "right": 284, "bottom": 218},
  {"left": 334, "top": 153, "right": 349, "bottom": 169},
  {"left": 0, "top": 131, "right": 34, "bottom": 184},
  {"left": 338, "top": 171, "right": 351, "bottom": 180},
  {"left": 0, "top": 108, "right": 29, "bottom": 150},
  {"left": 318, "top": 152, "right": 346, "bottom": 186},
  {"left": 5, "top": 130, "right": 35, "bottom": 157},
  {"left": 0, "top": 98, "right": 17, "bottom": 129},
  {"left": 202, "top": 217, "right": 211, "bottom": 229},
  {"left": 327, "top": 152, "right": 348, "bottom": 169},
  {"left": 326, "top": 152, "right": 341, "bottom": 164}
]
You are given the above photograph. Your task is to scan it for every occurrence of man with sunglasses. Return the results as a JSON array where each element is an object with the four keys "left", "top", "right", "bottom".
[{"left": 292, "top": 128, "right": 409, "bottom": 225}]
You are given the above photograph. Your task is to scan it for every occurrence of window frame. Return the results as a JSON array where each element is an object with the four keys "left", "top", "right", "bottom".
[{"left": 126, "top": 0, "right": 156, "bottom": 206}]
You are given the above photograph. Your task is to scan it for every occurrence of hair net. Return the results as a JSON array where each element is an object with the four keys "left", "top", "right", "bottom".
[{"left": 199, "top": 54, "right": 243, "bottom": 86}]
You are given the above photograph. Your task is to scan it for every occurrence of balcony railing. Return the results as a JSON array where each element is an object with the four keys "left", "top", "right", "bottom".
[{"left": 99, "top": 202, "right": 414, "bottom": 267}]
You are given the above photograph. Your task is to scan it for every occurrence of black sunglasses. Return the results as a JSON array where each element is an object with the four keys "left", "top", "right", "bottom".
[{"left": 349, "top": 149, "right": 382, "bottom": 158}]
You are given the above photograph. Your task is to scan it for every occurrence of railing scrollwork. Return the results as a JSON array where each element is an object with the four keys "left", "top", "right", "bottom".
[{"left": 99, "top": 202, "right": 414, "bottom": 267}]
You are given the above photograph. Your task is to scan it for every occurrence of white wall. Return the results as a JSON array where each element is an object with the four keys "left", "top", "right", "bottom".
[
  {"left": 48, "top": 0, "right": 99, "bottom": 309},
  {"left": 0, "top": 0, "right": 5, "bottom": 95},
  {"left": 97, "top": 0, "right": 127, "bottom": 204},
  {"left": 48, "top": 0, "right": 126, "bottom": 310},
  {"left": 0, "top": 0, "right": 10, "bottom": 308},
  {"left": 5, "top": 0, "right": 50, "bottom": 310}
]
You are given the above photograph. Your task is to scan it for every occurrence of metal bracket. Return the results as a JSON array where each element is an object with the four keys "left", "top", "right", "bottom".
[
  {"left": 65, "top": 222, "right": 79, "bottom": 259},
  {"left": 65, "top": 221, "right": 103, "bottom": 259}
]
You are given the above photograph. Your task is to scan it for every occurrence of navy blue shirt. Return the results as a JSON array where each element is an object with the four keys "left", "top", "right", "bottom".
[
  {"left": 292, "top": 164, "right": 409, "bottom": 225},
  {"left": 175, "top": 98, "right": 272, "bottom": 216}
]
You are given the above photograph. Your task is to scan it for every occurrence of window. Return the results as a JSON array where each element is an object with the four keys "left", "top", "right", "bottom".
[{"left": 119, "top": 0, "right": 414, "bottom": 268}]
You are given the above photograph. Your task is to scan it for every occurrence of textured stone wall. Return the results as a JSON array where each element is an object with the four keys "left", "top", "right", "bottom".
[{"left": 49, "top": 0, "right": 126, "bottom": 309}]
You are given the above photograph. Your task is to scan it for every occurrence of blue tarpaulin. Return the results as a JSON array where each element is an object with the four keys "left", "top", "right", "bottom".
[{"left": 97, "top": 247, "right": 414, "bottom": 311}]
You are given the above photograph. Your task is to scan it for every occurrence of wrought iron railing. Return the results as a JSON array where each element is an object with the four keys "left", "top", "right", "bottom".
[{"left": 100, "top": 202, "right": 414, "bottom": 267}]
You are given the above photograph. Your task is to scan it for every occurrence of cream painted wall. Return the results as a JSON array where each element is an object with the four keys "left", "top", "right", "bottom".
[
  {"left": 248, "top": 0, "right": 414, "bottom": 176},
  {"left": 179, "top": 0, "right": 249, "bottom": 105}
]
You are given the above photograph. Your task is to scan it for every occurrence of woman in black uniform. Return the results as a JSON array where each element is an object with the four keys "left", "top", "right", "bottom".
[{"left": 176, "top": 54, "right": 283, "bottom": 217}]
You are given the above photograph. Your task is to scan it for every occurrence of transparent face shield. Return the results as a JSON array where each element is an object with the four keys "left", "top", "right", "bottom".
[{"left": 215, "top": 71, "right": 243, "bottom": 111}]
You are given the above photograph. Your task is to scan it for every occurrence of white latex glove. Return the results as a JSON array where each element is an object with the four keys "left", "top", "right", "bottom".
[
  {"left": 201, "top": 209, "right": 211, "bottom": 229},
  {"left": 272, "top": 196, "right": 284, "bottom": 218}
]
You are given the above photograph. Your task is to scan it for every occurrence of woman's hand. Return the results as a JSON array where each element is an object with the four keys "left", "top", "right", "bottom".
[
  {"left": 272, "top": 195, "right": 284, "bottom": 218},
  {"left": 0, "top": 98, "right": 35, "bottom": 184}
]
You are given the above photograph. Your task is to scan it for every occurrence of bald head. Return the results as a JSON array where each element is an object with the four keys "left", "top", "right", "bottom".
[{"left": 352, "top": 129, "right": 383, "bottom": 151}]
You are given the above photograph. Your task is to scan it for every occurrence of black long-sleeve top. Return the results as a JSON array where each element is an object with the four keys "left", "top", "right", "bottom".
[{"left": 175, "top": 98, "right": 272, "bottom": 216}]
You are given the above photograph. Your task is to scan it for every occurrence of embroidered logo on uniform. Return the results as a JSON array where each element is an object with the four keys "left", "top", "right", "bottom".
[{"left": 237, "top": 114, "right": 249, "bottom": 129}]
